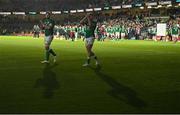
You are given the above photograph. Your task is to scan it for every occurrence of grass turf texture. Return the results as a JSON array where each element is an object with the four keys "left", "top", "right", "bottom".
[{"left": 0, "top": 36, "right": 180, "bottom": 114}]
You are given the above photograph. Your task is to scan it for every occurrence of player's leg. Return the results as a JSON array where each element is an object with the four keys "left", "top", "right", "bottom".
[
  {"left": 172, "top": 35, "right": 175, "bottom": 43},
  {"left": 173, "top": 35, "right": 178, "bottom": 43},
  {"left": 82, "top": 38, "right": 91, "bottom": 66},
  {"left": 121, "top": 33, "right": 124, "bottom": 40},
  {"left": 42, "top": 36, "right": 55, "bottom": 63},
  {"left": 37, "top": 32, "right": 39, "bottom": 38},
  {"left": 89, "top": 46, "right": 99, "bottom": 66},
  {"left": 48, "top": 36, "right": 56, "bottom": 56},
  {"left": 83, "top": 37, "right": 99, "bottom": 66},
  {"left": 41, "top": 40, "right": 50, "bottom": 63},
  {"left": 117, "top": 32, "right": 120, "bottom": 40},
  {"left": 115, "top": 32, "right": 118, "bottom": 40},
  {"left": 48, "top": 36, "right": 57, "bottom": 62},
  {"left": 48, "top": 48, "right": 57, "bottom": 63},
  {"left": 33, "top": 32, "right": 35, "bottom": 38},
  {"left": 85, "top": 44, "right": 93, "bottom": 66},
  {"left": 75, "top": 32, "right": 78, "bottom": 41}
]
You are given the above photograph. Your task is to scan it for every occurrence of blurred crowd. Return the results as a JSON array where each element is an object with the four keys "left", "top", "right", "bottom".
[
  {"left": 53, "top": 15, "right": 179, "bottom": 42},
  {"left": 0, "top": 15, "right": 37, "bottom": 35}
]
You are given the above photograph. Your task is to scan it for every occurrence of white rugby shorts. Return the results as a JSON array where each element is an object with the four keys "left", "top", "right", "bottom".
[
  {"left": 44, "top": 35, "right": 53, "bottom": 45},
  {"left": 85, "top": 37, "right": 95, "bottom": 45}
]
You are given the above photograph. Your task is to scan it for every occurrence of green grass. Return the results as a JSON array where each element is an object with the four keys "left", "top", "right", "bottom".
[{"left": 0, "top": 36, "right": 180, "bottom": 113}]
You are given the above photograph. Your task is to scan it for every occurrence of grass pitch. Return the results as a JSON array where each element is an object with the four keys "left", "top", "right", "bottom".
[{"left": 0, "top": 36, "right": 180, "bottom": 113}]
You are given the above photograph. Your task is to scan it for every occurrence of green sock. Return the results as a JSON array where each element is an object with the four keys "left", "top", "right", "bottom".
[
  {"left": 45, "top": 50, "right": 50, "bottom": 61},
  {"left": 87, "top": 57, "right": 91, "bottom": 64},
  {"left": 49, "top": 49, "right": 56, "bottom": 56}
]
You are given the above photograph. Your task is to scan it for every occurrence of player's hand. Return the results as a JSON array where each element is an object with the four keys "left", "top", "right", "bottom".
[{"left": 40, "top": 20, "right": 45, "bottom": 29}]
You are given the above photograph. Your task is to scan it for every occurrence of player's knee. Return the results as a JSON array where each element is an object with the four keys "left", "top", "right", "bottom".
[
  {"left": 87, "top": 48, "right": 92, "bottom": 53},
  {"left": 45, "top": 45, "right": 49, "bottom": 50}
]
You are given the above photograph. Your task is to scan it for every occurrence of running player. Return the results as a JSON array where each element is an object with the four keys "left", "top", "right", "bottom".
[
  {"left": 80, "top": 13, "right": 100, "bottom": 67},
  {"left": 171, "top": 22, "right": 179, "bottom": 43},
  {"left": 40, "top": 11, "right": 57, "bottom": 64}
]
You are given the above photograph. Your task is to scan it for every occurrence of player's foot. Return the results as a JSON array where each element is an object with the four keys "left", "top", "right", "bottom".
[
  {"left": 53, "top": 56, "right": 57, "bottom": 63},
  {"left": 41, "top": 60, "right": 49, "bottom": 64},
  {"left": 82, "top": 63, "right": 89, "bottom": 67}
]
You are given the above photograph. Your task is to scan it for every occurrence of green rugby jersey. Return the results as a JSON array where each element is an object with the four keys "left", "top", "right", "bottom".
[
  {"left": 42, "top": 18, "right": 55, "bottom": 36},
  {"left": 121, "top": 26, "right": 126, "bottom": 33},
  {"left": 114, "top": 26, "right": 120, "bottom": 33},
  {"left": 85, "top": 20, "right": 97, "bottom": 38},
  {"left": 106, "top": 27, "right": 111, "bottom": 33},
  {"left": 110, "top": 27, "right": 115, "bottom": 34},
  {"left": 171, "top": 26, "right": 179, "bottom": 35},
  {"left": 114, "top": 27, "right": 118, "bottom": 33}
]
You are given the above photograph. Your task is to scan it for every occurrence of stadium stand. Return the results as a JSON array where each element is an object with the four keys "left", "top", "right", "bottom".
[{"left": 0, "top": 0, "right": 179, "bottom": 41}]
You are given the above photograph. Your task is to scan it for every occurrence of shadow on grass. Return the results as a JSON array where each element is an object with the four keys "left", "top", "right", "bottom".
[
  {"left": 89, "top": 65, "right": 147, "bottom": 108},
  {"left": 34, "top": 63, "right": 60, "bottom": 99}
]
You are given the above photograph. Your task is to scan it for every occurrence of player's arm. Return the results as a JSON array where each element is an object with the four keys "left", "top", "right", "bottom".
[
  {"left": 40, "top": 20, "right": 45, "bottom": 30},
  {"left": 80, "top": 16, "right": 87, "bottom": 24},
  {"left": 46, "top": 23, "right": 52, "bottom": 29},
  {"left": 78, "top": 15, "right": 87, "bottom": 27},
  {"left": 87, "top": 15, "right": 91, "bottom": 26},
  {"left": 80, "top": 13, "right": 90, "bottom": 24},
  {"left": 40, "top": 20, "right": 51, "bottom": 29}
]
